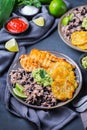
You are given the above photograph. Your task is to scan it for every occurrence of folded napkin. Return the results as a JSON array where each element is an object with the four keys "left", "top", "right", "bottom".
[{"left": 0, "top": 1, "right": 78, "bottom": 130}]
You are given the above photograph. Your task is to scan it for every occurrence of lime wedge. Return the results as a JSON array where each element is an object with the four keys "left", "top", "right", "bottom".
[
  {"left": 62, "top": 16, "right": 69, "bottom": 26},
  {"left": 32, "top": 17, "right": 45, "bottom": 27},
  {"left": 13, "top": 88, "right": 27, "bottom": 99},
  {"left": 5, "top": 38, "right": 19, "bottom": 52},
  {"left": 15, "top": 83, "right": 24, "bottom": 92}
]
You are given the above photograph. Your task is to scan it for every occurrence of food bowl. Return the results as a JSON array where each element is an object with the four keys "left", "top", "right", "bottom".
[
  {"left": 58, "top": 5, "right": 87, "bottom": 52},
  {"left": 4, "top": 16, "right": 29, "bottom": 35},
  {"left": 18, "top": 5, "right": 40, "bottom": 20},
  {"left": 79, "top": 53, "right": 87, "bottom": 71}
]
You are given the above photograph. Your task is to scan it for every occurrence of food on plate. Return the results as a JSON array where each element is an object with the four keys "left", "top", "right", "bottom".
[
  {"left": 51, "top": 62, "right": 78, "bottom": 100},
  {"left": 13, "top": 83, "right": 27, "bottom": 99},
  {"left": 10, "top": 68, "right": 57, "bottom": 107},
  {"left": 5, "top": 17, "right": 28, "bottom": 34},
  {"left": 71, "top": 31, "right": 87, "bottom": 50},
  {"left": 9, "top": 49, "right": 78, "bottom": 107},
  {"left": 32, "top": 17, "right": 45, "bottom": 27},
  {"left": 81, "top": 56, "right": 87, "bottom": 69},
  {"left": 5, "top": 38, "right": 19, "bottom": 52},
  {"left": 19, "top": 48, "right": 75, "bottom": 72},
  {"left": 61, "top": 13, "right": 74, "bottom": 26},
  {"left": 61, "top": 16, "right": 70, "bottom": 26},
  {"left": 71, "top": 31, "right": 87, "bottom": 45},
  {"left": 77, "top": 44, "right": 87, "bottom": 50},
  {"left": 61, "top": 6, "right": 87, "bottom": 50},
  {"left": 82, "top": 17, "right": 87, "bottom": 30},
  {"left": 49, "top": 0, "right": 67, "bottom": 17},
  {"left": 47, "top": 58, "right": 77, "bottom": 100},
  {"left": 13, "top": 87, "right": 27, "bottom": 99},
  {"left": 32, "top": 68, "right": 53, "bottom": 87},
  {"left": 19, "top": 48, "right": 59, "bottom": 71},
  {"left": 15, "top": 83, "right": 24, "bottom": 92},
  {"left": 20, "top": 5, "right": 39, "bottom": 16},
  {"left": 18, "top": 49, "right": 78, "bottom": 102}
]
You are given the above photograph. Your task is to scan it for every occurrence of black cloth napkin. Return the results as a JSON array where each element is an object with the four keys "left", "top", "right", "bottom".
[{"left": 0, "top": 1, "right": 78, "bottom": 130}]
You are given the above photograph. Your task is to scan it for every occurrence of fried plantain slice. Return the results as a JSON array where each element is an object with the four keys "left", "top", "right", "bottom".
[{"left": 71, "top": 31, "right": 87, "bottom": 46}]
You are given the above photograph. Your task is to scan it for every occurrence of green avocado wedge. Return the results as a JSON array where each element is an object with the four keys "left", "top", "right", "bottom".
[{"left": 13, "top": 88, "right": 27, "bottom": 99}]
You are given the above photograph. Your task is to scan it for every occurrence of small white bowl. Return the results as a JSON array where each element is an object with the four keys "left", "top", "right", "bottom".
[{"left": 19, "top": 5, "right": 40, "bottom": 20}]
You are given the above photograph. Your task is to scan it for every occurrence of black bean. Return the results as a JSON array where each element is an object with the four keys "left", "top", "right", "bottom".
[
  {"left": 81, "top": 10, "right": 86, "bottom": 15},
  {"left": 72, "top": 19, "right": 76, "bottom": 23},
  {"left": 75, "top": 8, "right": 79, "bottom": 11},
  {"left": 29, "top": 77, "right": 34, "bottom": 82}
]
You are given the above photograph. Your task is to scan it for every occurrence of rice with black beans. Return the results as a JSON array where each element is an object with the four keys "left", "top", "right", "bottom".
[
  {"left": 61, "top": 6, "right": 87, "bottom": 41},
  {"left": 9, "top": 68, "right": 57, "bottom": 107}
]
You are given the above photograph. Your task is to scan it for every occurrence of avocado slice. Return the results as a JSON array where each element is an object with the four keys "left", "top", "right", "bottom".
[{"left": 62, "top": 16, "right": 69, "bottom": 26}]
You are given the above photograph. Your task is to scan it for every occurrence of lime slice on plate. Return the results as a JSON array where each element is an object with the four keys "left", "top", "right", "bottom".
[
  {"left": 5, "top": 38, "right": 19, "bottom": 52},
  {"left": 15, "top": 83, "right": 24, "bottom": 92},
  {"left": 13, "top": 88, "right": 27, "bottom": 99},
  {"left": 32, "top": 17, "right": 45, "bottom": 27}
]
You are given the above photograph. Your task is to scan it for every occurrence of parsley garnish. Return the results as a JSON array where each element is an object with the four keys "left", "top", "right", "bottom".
[{"left": 15, "top": 0, "right": 41, "bottom": 8}]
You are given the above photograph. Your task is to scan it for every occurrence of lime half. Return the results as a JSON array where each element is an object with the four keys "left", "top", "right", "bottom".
[
  {"left": 32, "top": 17, "right": 45, "bottom": 27},
  {"left": 5, "top": 38, "right": 19, "bottom": 52},
  {"left": 13, "top": 88, "right": 27, "bottom": 99}
]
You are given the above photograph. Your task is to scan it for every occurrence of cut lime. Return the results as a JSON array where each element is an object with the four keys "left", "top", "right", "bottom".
[
  {"left": 62, "top": 16, "right": 69, "bottom": 26},
  {"left": 5, "top": 38, "right": 19, "bottom": 52},
  {"left": 13, "top": 88, "right": 27, "bottom": 99},
  {"left": 32, "top": 17, "right": 45, "bottom": 27},
  {"left": 15, "top": 83, "right": 24, "bottom": 92},
  {"left": 69, "top": 13, "right": 74, "bottom": 21}
]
